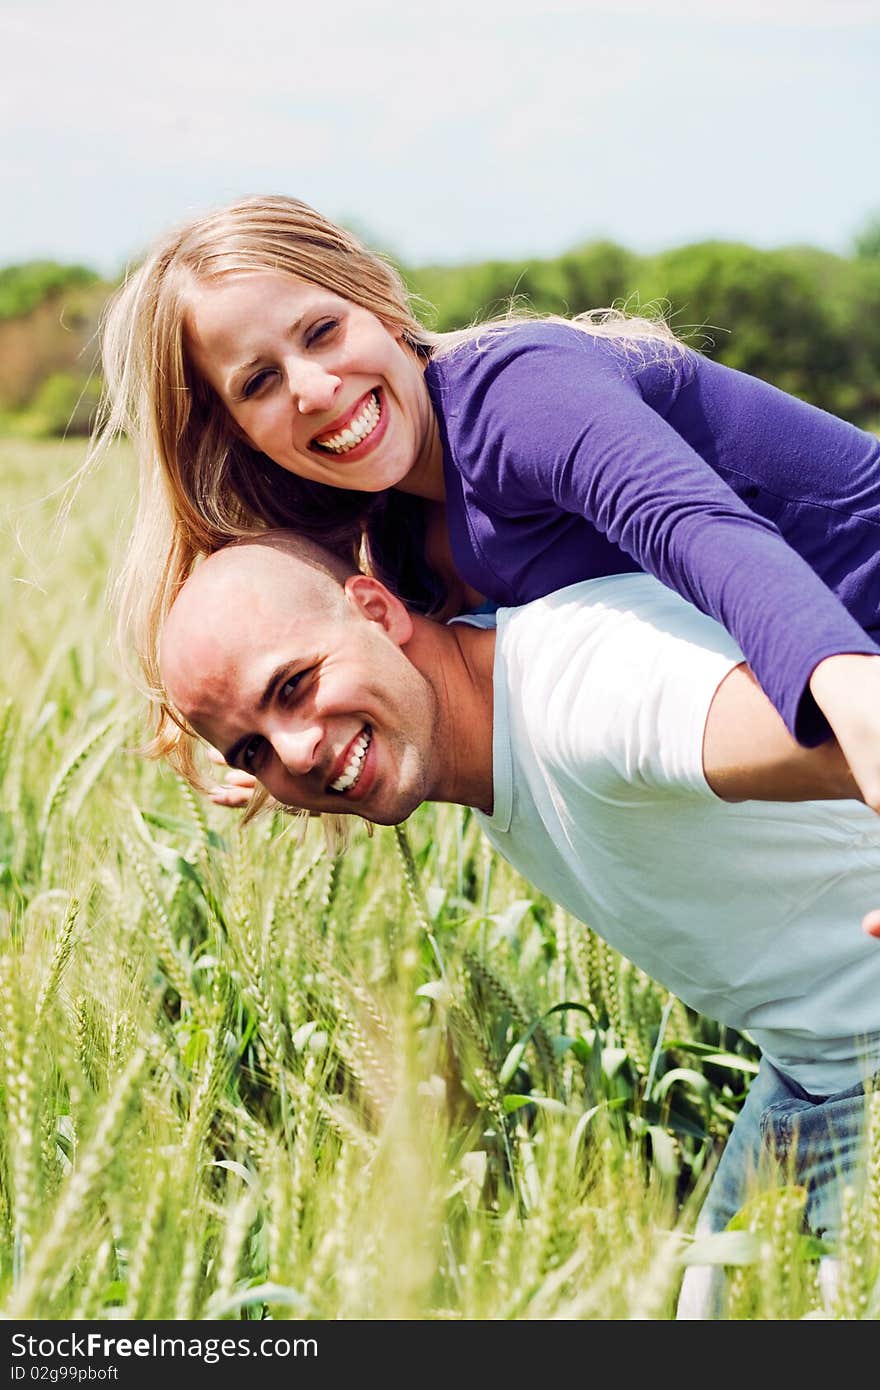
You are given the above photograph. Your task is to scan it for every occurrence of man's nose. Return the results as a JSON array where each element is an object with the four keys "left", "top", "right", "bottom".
[
  {"left": 271, "top": 723, "right": 322, "bottom": 778},
  {"left": 284, "top": 357, "right": 342, "bottom": 414}
]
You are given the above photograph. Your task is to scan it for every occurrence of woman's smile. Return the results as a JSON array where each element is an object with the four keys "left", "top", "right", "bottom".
[{"left": 312, "top": 388, "right": 388, "bottom": 462}]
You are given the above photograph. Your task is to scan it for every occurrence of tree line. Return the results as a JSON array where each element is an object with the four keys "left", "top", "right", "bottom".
[{"left": 1, "top": 232, "right": 878, "bottom": 437}]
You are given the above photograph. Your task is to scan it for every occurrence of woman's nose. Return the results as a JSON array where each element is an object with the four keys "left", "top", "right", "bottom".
[{"left": 284, "top": 358, "right": 342, "bottom": 414}]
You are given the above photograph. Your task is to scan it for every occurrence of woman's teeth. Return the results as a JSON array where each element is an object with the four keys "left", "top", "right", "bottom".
[
  {"left": 316, "top": 392, "right": 381, "bottom": 454},
  {"left": 330, "top": 726, "right": 372, "bottom": 793}
]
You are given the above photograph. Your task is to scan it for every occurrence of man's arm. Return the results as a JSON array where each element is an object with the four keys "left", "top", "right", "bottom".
[
  {"left": 703, "top": 663, "right": 861, "bottom": 804},
  {"left": 706, "top": 667, "right": 880, "bottom": 939}
]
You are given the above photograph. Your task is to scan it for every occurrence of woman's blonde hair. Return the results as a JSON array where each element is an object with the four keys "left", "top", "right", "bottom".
[{"left": 88, "top": 193, "right": 685, "bottom": 788}]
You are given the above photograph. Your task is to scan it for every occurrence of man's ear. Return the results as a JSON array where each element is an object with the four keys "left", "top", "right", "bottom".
[{"left": 344, "top": 574, "right": 414, "bottom": 645}]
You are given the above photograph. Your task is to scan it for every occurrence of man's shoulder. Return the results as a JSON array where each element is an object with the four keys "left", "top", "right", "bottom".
[
  {"left": 496, "top": 575, "right": 743, "bottom": 791},
  {"left": 500, "top": 573, "right": 742, "bottom": 665}
]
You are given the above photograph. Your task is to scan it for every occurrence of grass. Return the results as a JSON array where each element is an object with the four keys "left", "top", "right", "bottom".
[{"left": 1, "top": 438, "right": 878, "bottom": 1320}]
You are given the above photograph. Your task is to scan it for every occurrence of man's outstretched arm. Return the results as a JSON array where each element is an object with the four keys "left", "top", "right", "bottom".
[
  {"left": 703, "top": 662, "right": 860, "bottom": 805},
  {"left": 704, "top": 663, "right": 880, "bottom": 938}
]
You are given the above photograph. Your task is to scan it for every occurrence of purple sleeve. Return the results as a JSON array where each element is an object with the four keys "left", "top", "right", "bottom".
[{"left": 462, "top": 331, "right": 879, "bottom": 745}]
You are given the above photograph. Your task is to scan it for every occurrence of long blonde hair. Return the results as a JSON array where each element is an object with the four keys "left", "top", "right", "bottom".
[{"left": 89, "top": 193, "right": 685, "bottom": 776}]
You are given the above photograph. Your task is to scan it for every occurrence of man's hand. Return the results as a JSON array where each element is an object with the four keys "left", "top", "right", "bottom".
[
  {"left": 205, "top": 745, "right": 257, "bottom": 808},
  {"left": 862, "top": 910, "right": 880, "bottom": 939},
  {"left": 810, "top": 653, "right": 880, "bottom": 814}
]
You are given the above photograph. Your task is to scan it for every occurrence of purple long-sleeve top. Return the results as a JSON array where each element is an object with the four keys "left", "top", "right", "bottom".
[{"left": 423, "top": 321, "right": 880, "bottom": 745}]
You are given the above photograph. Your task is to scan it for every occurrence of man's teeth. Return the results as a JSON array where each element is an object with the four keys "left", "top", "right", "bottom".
[
  {"left": 317, "top": 392, "right": 380, "bottom": 454},
  {"left": 330, "top": 727, "right": 372, "bottom": 792}
]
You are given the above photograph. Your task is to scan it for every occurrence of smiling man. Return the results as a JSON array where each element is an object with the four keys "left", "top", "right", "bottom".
[
  {"left": 160, "top": 531, "right": 880, "bottom": 1316},
  {"left": 160, "top": 534, "right": 493, "bottom": 822}
]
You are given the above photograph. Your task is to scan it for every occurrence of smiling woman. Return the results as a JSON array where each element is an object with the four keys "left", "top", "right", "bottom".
[
  {"left": 90, "top": 197, "right": 461, "bottom": 771},
  {"left": 90, "top": 193, "right": 880, "bottom": 816},
  {"left": 182, "top": 271, "right": 440, "bottom": 498}
]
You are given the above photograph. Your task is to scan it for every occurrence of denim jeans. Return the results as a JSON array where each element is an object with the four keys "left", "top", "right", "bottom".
[{"left": 677, "top": 1054, "right": 873, "bottom": 1318}]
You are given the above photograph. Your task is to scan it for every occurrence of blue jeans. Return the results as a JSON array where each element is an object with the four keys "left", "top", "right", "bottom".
[{"left": 677, "top": 1055, "right": 873, "bottom": 1318}]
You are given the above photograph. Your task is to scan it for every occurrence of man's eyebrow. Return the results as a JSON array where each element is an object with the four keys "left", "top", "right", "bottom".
[{"left": 222, "top": 661, "right": 296, "bottom": 765}]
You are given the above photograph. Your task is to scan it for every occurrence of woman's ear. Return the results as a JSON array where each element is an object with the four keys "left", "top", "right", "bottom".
[
  {"left": 344, "top": 574, "right": 414, "bottom": 644},
  {"left": 376, "top": 312, "right": 407, "bottom": 344}
]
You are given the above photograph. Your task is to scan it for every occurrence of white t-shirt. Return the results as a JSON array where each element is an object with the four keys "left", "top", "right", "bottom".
[{"left": 470, "top": 574, "right": 880, "bottom": 1095}]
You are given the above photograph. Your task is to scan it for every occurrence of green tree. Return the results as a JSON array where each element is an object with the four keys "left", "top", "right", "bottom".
[
  {"left": 854, "top": 214, "right": 880, "bottom": 260},
  {"left": 0, "top": 262, "right": 98, "bottom": 321}
]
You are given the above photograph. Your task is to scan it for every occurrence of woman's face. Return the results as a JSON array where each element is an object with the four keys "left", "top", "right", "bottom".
[{"left": 184, "top": 271, "right": 439, "bottom": 496}]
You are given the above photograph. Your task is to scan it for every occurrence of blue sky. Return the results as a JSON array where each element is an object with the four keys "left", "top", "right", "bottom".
[{"left": 2, "top": 0, "right": 878, "bottom": 272}]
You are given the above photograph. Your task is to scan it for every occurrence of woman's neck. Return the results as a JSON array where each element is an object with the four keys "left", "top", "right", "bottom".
[
  {"left": 394, "top": 373, "right": 446, "bottom": 502},
  {"left": 422, "top": 500, "right": 486, "bottom": 615}
]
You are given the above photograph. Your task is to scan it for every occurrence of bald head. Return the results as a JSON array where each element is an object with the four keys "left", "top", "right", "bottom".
[
  {"left": 172, "top": 530, "right": 356, "bottom": 625},
  {"left": 161, "top": 532, "right": 355, "bottom": 703}
]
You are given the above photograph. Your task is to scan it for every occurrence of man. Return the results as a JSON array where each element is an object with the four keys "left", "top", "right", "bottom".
[{"left": 160, "top": 532, "right": 880, "bottom": 1314}]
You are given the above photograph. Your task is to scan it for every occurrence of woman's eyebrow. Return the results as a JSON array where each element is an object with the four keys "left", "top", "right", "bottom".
[{"left": 225, "top": 357, "right": 260, "bottom": 398}]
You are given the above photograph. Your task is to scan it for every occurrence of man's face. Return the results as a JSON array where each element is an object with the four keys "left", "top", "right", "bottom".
[{"left": 161, "top": 550, "right": 440, "bottom": 825}]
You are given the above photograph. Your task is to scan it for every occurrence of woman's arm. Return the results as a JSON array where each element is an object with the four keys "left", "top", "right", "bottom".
[{"left": 453, "top": 326, "right": 880, "bottom": 793}]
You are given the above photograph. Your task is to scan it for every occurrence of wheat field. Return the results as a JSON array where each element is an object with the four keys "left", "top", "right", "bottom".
[{"left": 1, "top": 438, "right": 878, "bottom": 1321}]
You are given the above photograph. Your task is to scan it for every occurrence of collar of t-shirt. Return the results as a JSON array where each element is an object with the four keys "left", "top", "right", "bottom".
[{"left": 449, "top": 610, "right": 513, "bottom": 831}]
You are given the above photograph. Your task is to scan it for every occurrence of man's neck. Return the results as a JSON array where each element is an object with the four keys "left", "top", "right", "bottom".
[{"left": 407, "top": 614, "right": 495, "bottom": 813}]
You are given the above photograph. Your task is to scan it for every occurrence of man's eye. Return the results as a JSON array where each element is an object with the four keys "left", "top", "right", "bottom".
[
  {"left": 242, "top": 369, "right": 276, "bottom": 399},
  {"left": 242, "top": 736, "right": 265, "bottom": 768},
  {"left": 280, "top": 670, "right": 310, "bottom": 701},
  {"left": 306, "top": 319, "right": 339, "bottom": 347}
]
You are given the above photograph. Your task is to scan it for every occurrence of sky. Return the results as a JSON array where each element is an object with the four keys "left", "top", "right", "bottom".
[{"left": 1, "top": 0, "right": 878, "bottom": 273}]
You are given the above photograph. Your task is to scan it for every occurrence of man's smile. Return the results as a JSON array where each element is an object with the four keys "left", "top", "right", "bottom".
[{"left": 327, "top": 723, "right": 374, "bottom": 796}]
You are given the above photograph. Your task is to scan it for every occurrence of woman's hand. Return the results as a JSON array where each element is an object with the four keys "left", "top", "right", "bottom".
[
  {"left": 205, "top": 744, "right": 257, "bottom": 808},
  {"left": 809, "top": 653, "right": 880, "bottom": 815}
]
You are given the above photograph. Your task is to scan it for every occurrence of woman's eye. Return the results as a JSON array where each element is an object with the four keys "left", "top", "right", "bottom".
[
  {"left": 307, "top": 319, "right": 339, "bottom": 347},
  {"left": 242, "top": 369, "right": 276, "bottom": 399}
]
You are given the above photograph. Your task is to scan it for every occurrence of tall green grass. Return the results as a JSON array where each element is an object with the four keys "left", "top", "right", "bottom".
[{"left": 1, "top": 440, "right": 878, "bottom": 1319}]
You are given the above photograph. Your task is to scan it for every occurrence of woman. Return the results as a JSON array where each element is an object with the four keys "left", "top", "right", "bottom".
[{"left": 91, "top": 194, "right": 880, "bottom": 805}]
